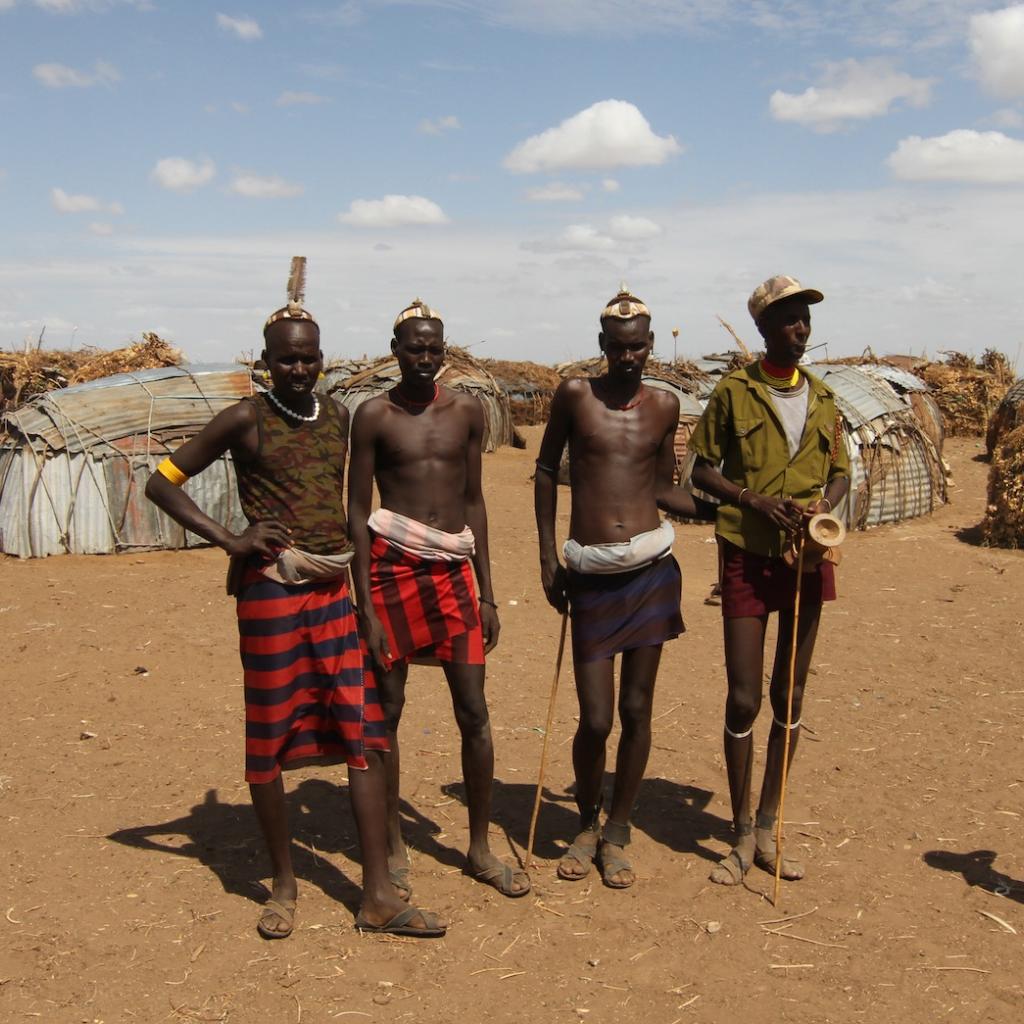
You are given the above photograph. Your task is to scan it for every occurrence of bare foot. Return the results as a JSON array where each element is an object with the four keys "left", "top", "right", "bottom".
[
  {"left": 357, "top": 890, "right": 445, "bottom": 936},
  {"left": 598, "top": 840, "right": 634, "bottom": 889}
]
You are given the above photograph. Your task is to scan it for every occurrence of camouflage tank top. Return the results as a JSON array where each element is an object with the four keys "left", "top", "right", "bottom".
[{"left": 235, "top": 394, "right": 349, "bottom": 555}]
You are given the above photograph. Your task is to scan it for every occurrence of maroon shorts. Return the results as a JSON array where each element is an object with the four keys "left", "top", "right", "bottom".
[{"left": 719, "top": 538, "right": 836, "bottom": 619}]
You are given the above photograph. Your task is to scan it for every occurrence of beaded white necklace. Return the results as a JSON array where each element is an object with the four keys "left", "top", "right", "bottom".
[{"left": 266, "top": 389, "right": 320, "bottom": 423}]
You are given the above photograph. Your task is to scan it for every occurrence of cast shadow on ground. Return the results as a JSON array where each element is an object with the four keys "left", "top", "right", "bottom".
[
  {"left": 922, "top": 849, "right": 1024, "bottom": 904},
  {"left": 442, "top": 774, "right": 729, "bottom": 866},
  {"left": 953, "top": 522, "right": 988, "bottom": 547},
  {"left": 107, "top": 778, "right": 454, "bottom": 916}
]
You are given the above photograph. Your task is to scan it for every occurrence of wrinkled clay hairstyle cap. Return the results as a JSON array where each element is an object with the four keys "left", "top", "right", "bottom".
[
  {"left": 393, "top": 297, "right": 443, "bottom": 333},
  {"left": 264, "top": 256, "right": 318, "bottom": 330},
  {"left": 601, "top": 282, "right": 650, "bottom": 322},
  {"left": 747, "top": 275, "right": 823, "bottom": 324}
]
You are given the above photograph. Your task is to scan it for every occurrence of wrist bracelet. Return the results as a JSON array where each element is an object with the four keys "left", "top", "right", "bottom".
[
  {"left": 479, "top": 597, "right": 498, "bottom": 609},
  {"left": 737, "top": 487, "right": 749, "bottom": 506},
  {"left": 821, "top": 497, "right": 832, "bottom": 511}
]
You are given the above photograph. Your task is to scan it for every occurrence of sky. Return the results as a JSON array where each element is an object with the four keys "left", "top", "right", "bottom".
[{"left": 2, "top": 0, "right": 1024, "bottom": 366}]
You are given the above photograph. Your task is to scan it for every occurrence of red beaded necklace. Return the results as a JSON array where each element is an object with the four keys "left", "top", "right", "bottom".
[{"left": 393, "top": 382, "right": 439, "bottom": 408}]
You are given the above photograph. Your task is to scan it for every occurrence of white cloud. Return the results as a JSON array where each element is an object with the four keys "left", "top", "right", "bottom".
[
  {"left": 887, "top": 129, "right": 1024, "bottom": 184},
  {"left": 970, "top": 5, "right": 1024, "bottom": 99},
  {"left": 0, "top": 0, "right": 15, "bottom": 10},
  {"left": 504, "top": 99, "right": 682, "bottom": 173},
  {"left": 525, "top": 182, "right": 584, "bottom": 202},
  {"left": 609, "top": 215, "right": 661, "bottom": 240},
  {"left": 338, "top": 194, "right": 449, "bottom": 227},
  {"left": 602, "top": 178, "right": 620, "bottom": 192},
  {"left": 276, "top": 90, "right": 328, "bottom": 107},
  {"left": 89, "top": 221, "right": 114, "bottom": 236},
  {"left": 151, "top": 157, "right": 216, "bottom": 192},
  {"left": 418, "top": 114, "right": 460, "bottom": 135},
  {"left": 982, "top": 107, "right": 1024, "bottom": 129},
  {"left": 769, "top": 58, "right": 932, "bottom": 132},
  {"left": 216, "top": 12, "right": 262, "bottom": 40},
  {"left": 33, "top": 59, "right": 120, "bottom": 88},
  {"left": 51, "top": 187, "right": 100, "bottom": 213},
  {"left": 50, "top": 187, "right": 124, "bottom": 214},
  {"left": 228, "top": 174, "right": 303, "bottom": 199},
  {"left": 524, "top": 224, "right": 615, "bottom": 253}
]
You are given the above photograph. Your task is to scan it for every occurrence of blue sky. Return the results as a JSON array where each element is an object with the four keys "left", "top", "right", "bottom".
[{"left": 2, "top": 1, "right": 1024, "bottom": 365}]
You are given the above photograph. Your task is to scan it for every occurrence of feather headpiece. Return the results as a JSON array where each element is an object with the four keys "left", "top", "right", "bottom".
[{"left": 264, "top": 256, "right": 318, "bottom": 330}]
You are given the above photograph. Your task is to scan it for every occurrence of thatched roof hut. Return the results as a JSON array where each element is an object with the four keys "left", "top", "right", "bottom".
[
  {"left": 0, "top": 334, "right": 182, "bottom": 414},
  {"left": 479, "top": 359, "right": 562, "bottom": 427},
  {"left": 984, "top": 422, "right": 1024, "bottom": 548},
  {"left": 919, "top": 350, "right": 1013, "bottom": 437},
  {"left": 326, "top": 346, "right": 519, "bottom": 451},
  {"left": 985, "top": 377, "right": 1024, "bottom": 458},
  {"left": 0, "top": 365, "right": 252, "bottom": 558}
]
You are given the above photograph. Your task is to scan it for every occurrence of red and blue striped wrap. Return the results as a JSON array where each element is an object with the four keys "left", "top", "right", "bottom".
[
  {"left": 237, "top": 568, "right": 388, "bottom": 783},
  {"left": 369, "top": 534, "right": 485, "bottom": 667}
]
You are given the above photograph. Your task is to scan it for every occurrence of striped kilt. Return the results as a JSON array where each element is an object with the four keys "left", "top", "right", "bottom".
[
  {"left": 369, "top": 534, "right": 484, "bottom": 666},
  {"left": 237, "top": 569, "right": 388, "bottom": 784},
  {"left": 567, "top": 555, "right": 684, "bottom": 664}
]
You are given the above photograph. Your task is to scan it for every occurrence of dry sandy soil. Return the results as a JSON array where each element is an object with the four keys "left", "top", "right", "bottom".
[{"left": 2, "top": 432, "right": 1022, "bottom": 1024}]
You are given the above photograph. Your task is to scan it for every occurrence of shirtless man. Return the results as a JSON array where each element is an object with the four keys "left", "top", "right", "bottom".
[
  {"left": 145, "top": 262, "right": 443, "bottom": 938},
  {"left": 534, "top": 286, "right": 713, "bottom": 888},
  {"left": 690, "top": 274, "right": 850, "bottom": 887},
  {"left": 348, "top": 298, "right": 530, "bottom": 900}
]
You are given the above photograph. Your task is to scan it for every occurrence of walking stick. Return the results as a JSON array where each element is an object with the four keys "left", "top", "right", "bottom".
[
  {"left": 525, "top": 610, "right": 569, "bottom": 868},
  {"left": 773, "top": 527, "right": 805, "bottom": 907}
]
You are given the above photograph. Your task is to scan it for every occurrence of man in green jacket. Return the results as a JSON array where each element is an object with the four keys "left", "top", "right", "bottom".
[{"left": 690, "top": 274, "right": 850, "bottom": 888}]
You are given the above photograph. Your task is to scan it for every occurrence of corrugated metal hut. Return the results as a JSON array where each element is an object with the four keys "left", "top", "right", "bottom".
[
  {"left": 986, "top": 378, "right": 1024, "bottom": 457},
  {"left": 854, "top": 363, "right": 945, "bottom": 455},
  {"left": 0, "top": 365, "right": 252, "bottom": 558},
  {"left": 807, "top": 364, "right": 946, "bottom": 529},
  {"left": 326, "top": 347, "right": 518, "bottom": 451}
]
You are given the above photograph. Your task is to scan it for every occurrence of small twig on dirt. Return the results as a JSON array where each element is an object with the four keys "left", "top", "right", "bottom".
[
  {"left": 797, "top": 830, "right": 826, "bottom": 844},
  {"left": 470, "top": 967, "right": 511, "bottom": 976},
  {"left": 500, "top": 972, "right": 526, "bottom": 980},
  {"left": 500, "top": 933, "right": 521, "bottom": 958},
  {"left": 652, "top": 702, "right": 683, "bottom": 723},
  {"left": 629, "top": 945, "right": 657, "bottom": 962},
  {"left": 761, "top": 928, "right": 846, "bottom": 949},
  {"left": 5, "top": 907, "right": 22, "bottom": 925},
  {"left": 535, "top": 900, "right": 565, "bottom": 918},
  {"left": 677, "top": 995, "right": 700, "bottom": 1010},
  {"left": 331, "top": 1014, "right": 371, "bottom": 1019},
  {"left": 914, "top": 966, "right": 990, "bottom": 974},
  {"left": 769, "top": 963, "right": 815, "bottom": 969},
  {"left": 295, "top": 994, "right": 302, "bottom": 1024},
  {"left": 164, "top": 970, "right": 191, "bottom": 986},
  {"left": 189, "top": 943, "right": 206, "bottom": 964},
  {"left": 758, "top": 907, "right": 818, "bottom": 927},
  {"left": 978, "top": 910, "right": 1016, "bottom": 934}
]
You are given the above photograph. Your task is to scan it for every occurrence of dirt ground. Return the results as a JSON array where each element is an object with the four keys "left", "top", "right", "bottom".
[{"left": 2, "top": 432, "right": 1022, "bottom": 1024}]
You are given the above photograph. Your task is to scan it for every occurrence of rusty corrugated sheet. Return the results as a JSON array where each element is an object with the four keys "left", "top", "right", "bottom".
[{"left": 0, "top": 365, "right": 252, "bottom": 558}]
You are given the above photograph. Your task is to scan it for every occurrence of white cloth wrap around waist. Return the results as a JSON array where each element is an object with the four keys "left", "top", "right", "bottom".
[
  {"left": 260, "top": 546, "right": 355, "bottom": 585},
  {"left": 368, "top": 507, "right": 476, "bottom": 562},
  {"left": 563, "top": 520, "right": 675, "bottom": 575}
]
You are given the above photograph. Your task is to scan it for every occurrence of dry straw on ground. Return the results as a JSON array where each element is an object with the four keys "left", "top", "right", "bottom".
[
  {"left": 0, "top": 333, "right": 181, "bottom": 412},
  {"left": 983, "top": 422, "right": 1024, "bottom": 548}
]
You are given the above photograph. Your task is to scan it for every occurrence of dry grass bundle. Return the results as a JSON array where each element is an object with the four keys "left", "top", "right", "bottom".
[
  {"left": 983, "top": 424, "right": 1024, "bottom": 548},
  {"left": 0, "top": 333, "right": 181, "bottom": 411},
  {"left": 920, "top": 350, "right": 1013, "bottom": 437}
]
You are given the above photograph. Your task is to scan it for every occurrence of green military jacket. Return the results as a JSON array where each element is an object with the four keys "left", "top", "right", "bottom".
[{"left": 689, "top": 364, "right": 851, "bottom": 557}]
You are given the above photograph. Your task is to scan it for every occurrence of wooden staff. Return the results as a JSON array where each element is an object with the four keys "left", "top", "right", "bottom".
[
  {"left": 773, "top": 528, "right": 805, "bottom": 907},
  {"left": 525, "top": 610, "right": 569, "bottom": 868}
]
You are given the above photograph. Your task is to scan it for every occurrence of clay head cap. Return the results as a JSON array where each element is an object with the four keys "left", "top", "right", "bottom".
[
  {"left": 748, "top": 275, "right": 823, "bottom": 324},
  {"left": 394, "top": 297, "right": 443, "bottom": 333},
  {"left": 601, "top": 283, "right": 650, "bottom": 322}
]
